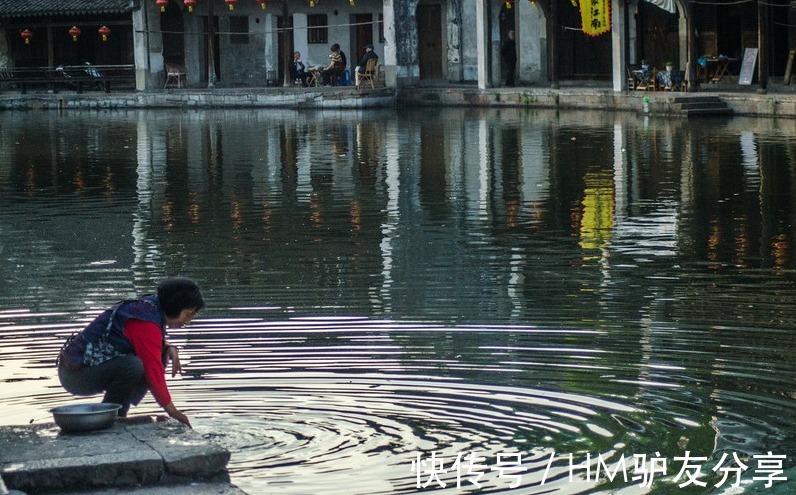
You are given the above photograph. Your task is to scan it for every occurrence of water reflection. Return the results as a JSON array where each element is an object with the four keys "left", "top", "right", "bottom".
[{"left": 0, "top": 108, "right": 795, "bottom": 493}]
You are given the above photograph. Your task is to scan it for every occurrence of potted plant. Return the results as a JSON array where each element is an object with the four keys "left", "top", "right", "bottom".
[{"left": 665, "top": 61, "right": 673, "bottom": 72}]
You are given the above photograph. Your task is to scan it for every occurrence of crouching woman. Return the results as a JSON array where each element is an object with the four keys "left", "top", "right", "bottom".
[{"left": 57, "top": 277, "right": 204, "bottom": 428}]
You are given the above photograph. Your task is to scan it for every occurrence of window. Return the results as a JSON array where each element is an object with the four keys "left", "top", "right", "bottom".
[
  {"left": 308, "top": 14, "right": 328, "bottom": 44},
  {"left": 230, "top": 16, "right": 249, "bottom": 44}
]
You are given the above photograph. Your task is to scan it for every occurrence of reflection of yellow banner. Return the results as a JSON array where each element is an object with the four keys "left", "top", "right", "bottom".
[
  {"left": 580, "top": 0, "right": 611, "bottom": 37},
  {"left": 579, "top": 173, "right": 614, "bottom": 251}
]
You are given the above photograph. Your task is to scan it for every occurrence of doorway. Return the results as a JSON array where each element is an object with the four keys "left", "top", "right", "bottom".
[
  {"left": 201, "top": 16, "right": 220, "bottom": 84},
  {"left": 417, "top": 3, "right": 444, "bottom": 80},
  {"left": 352, "top": 14, "right": 374, "bottom": 66},
  {"left": 162, "top": 7, "right": 185, "bottom": 67},
  {"left": 277, "top": 16, "right": 294, "bottom": 84}
]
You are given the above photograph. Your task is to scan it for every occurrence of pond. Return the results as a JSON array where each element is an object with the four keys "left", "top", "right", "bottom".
[{"left": 0, "top": 107, "right": 794, "bottom": 494}]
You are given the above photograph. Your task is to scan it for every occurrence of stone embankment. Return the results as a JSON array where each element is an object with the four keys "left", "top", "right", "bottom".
[
  {"left": 0, "top": 421, "right": 245, "bottom": 495},
  {"left": 1, "top": 83, "right": 795, "bottom": 116}
]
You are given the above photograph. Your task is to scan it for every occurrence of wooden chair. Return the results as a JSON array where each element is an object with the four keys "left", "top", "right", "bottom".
[
  {"left": 356, "top": 58, "right": 378, "bottom": 89},
  {"left": 635, "top": 67, "right": 656, "bottom": 91},
  {"left": 626, "top": 65, "right": 638, "bottom": 91},
  {"left": 164, "top": 62, "right": 186, "bottom": 88}
]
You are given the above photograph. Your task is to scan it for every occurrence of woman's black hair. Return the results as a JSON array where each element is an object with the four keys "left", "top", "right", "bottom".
[{"left": 157, "top": 277, "right": 205, "bottom": 318}]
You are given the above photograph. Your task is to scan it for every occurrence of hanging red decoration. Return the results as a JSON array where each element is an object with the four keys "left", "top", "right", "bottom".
[
  {"left": 69, "top": 26, "right": 81, "bottom": 42},
  {"left": 225, "top": 0, "right": 237, "bottom": 10},
  {"left": 156, "top": 0, "right": 169, "bottom": 12},
  {"left": 309, "top": 0, "right": 316, "bottom": 6},
  {"left": 184, "top": 0, "right": 196, "bottom": 11},
  {"left": 98, "top": 25, "right": 111, "bottom": 41},
  {"left": 256, "top": 0, "right": 266, "bottom": 9},
  {"left": 504, "top": 0, "right": 514, "bottom": 8},
  {"left": 20, "top": 29, "right": 33, "bottom": 44}
]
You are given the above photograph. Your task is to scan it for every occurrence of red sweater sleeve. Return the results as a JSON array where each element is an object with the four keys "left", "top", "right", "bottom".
[{"left": 123, "top": 319, "right": 172, "bottom": 407}]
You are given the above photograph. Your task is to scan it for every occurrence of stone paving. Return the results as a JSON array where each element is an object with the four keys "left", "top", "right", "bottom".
[{"left": 0, "top": 421, "right": 244, "bottom": 495}]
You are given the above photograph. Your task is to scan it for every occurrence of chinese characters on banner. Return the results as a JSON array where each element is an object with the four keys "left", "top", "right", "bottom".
[{"left": 579, "top": 0, "right": 611, "bottom": 36}]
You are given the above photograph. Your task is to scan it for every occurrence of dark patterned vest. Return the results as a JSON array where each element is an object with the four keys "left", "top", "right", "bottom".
[{"left": 58, "top": 295, "right": 165, "bottom": 370}]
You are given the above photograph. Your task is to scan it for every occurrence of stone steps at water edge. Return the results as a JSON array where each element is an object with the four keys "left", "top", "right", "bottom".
[{"left": 672, "top": 95, "right": 733, "bottom": 117}]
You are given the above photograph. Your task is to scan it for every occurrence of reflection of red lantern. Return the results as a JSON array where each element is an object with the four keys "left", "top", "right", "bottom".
[
  {"left": 99, "top": 25, "right": 111, "bottom": 42},
  {"left": 20, "top": 29, "right": 33, "bottom": 44},
  {"left": 156, "top": 0, "right": 169, "bottom": 11},
  {"left": 184, "top": 0, "right": 196, "bottom": 11},
  {"left": 69, "top": 26, "right": 81, "bottom": 42},
  {"left": 225, "top": 0, "right": 237, "bottom": 9},
  {"left": 256, "top": 0, "right": 266, "bottom": 8}
]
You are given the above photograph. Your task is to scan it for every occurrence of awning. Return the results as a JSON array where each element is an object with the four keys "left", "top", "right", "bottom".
[
  {"left": 0, "top": 0, "right": 135, "bottom": 19},
  {"left": 645, "top": 0, "right": 676, "bottom": 14}
]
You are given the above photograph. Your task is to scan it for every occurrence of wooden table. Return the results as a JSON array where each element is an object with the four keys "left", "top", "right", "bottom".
[
  {"left": 709, "top": 58, "right": 737, "bottom": 83},
  {"left": 307, "top": 67, "right": 324, "bottom": 87}
]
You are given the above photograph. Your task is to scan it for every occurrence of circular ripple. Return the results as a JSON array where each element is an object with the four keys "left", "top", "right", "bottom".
[{"left": 180, "top": 370, "right": 637, "bottom": 494}]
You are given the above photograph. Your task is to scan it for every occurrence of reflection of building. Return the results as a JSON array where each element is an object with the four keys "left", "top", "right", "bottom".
[{"left": 0, "top": 0, "right": 792, "bottom": 91}]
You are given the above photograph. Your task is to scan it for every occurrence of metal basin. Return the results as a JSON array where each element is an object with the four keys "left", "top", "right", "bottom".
[{"left": 50, "top": 403, "right": 122, "bottom": 433}]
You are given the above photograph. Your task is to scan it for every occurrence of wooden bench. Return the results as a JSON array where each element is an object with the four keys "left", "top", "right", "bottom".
[{"left": 0, "top": 64, "right": 135, "bottom": 94}]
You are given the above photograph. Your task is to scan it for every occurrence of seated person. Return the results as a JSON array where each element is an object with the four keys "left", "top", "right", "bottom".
[
  {"left": 354, "top": 44, "right": 378, "bottom": 87},
  {"left": 322, "top": 43, "right": 347, "bottom": 86},
  {"left": 290, "top": 51, "right": 311, "bottom": 86}
]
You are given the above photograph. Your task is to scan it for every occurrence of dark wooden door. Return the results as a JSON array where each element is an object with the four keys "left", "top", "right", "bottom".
[
  {"left": 277, "top": 16, "right": 294, "bottom": 84},
  {"left": 417, "top": 4, "right": 443, "bottom": 80},
  {"left": 353, "top": 14, "right": 373, "bottom": 66}
]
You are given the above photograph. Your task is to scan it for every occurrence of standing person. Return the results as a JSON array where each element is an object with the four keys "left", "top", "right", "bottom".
[
  {"left": 57, "top": 277, "right": 205, "bottom": 428},
  {"left": 501, "top": 30, "right": 517, "bottom": 87},
  {"left": 322, "top": 43, "right": 347, "bottom": 86},
  {"left": 354, "top": 44, "right": 378, "bottom": 88}
]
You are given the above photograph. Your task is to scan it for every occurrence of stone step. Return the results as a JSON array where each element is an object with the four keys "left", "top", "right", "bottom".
[
  {"left": 671, "top": 95, "right": 723, "bottom": 104},
  {"left": 669, "top": 95, "right": 733, "bottom": 117},
  {"left": 0, "top": 421, "right": 243, "bottom": 494},
  {"left": 682, "top": 107, "right": 734, "bottom": 117},
  {"left": 677, "top": 101, "right": 730, "bottom": 111}
]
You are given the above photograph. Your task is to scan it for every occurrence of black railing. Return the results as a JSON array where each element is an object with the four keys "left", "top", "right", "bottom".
[{"left": 0, "top": 64, "right": 135, "bottom": 94}]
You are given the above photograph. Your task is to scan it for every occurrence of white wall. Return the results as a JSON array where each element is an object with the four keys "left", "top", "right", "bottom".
[{"left": 518, "top": 0, "right": 544, "bottom": 84}]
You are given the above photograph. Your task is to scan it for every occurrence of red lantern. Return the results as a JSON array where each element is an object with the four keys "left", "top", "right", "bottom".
[
  {"left": 225, "top": 0, "right": 237, "bottom": 9},
  {"left": 20, "top": 29, "right": 33, "bottom": 44},
  {"left": 98, "top": 25, "right": 111, "bottom": 42},
  {"left": 184, "top": 0, "right": 196, "bottom": 11},
  {"left": 256, "top": 0, "right": 266, "bottom": 8},
  {"left": 69, "top": 26, "right": 81, "bottom": 42},
  {"left": 156, "top": 0, "right": 169, "bottom": 11}
]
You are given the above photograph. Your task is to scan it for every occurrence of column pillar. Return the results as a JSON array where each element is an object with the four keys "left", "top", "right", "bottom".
[
  {"left": 383, "top": 0, "right": 399, "bottom": 87},
  {"left": 476, "top": 0, "right": 490, "bottom": 88},
  {"left": 611, "top": 0, "right": 626, "bottom": 91}
]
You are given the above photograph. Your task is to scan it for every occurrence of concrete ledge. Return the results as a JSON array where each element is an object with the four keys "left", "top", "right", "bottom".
[
  {"left": 2, "top": 84, "right": 796, "bottom": 117},
  {"left": 0, "top": 87, "right": 396, "bottom": 111},
  {"left": 0, "top": 422, "right": 239, "bottom": 494}
]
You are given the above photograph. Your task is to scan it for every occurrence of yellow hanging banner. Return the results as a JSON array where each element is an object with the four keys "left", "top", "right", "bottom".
[{"left": 579, "top": 0, "right": 611, "bottom": 37}]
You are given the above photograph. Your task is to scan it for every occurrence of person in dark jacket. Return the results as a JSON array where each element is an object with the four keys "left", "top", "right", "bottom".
[
  {"left": 501, "top": 30, "right": 517, "bottom": 87},
  {"left": 57, "top": 277, "right": 204, "bottom": 427},
  {"left": 290, "top": 51, "right": 311, "bottom": 86},
  {"left": 354, "top": 44, "right": 379, "bottom": 88}
]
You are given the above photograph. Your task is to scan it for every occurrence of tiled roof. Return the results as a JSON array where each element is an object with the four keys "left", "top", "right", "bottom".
[{"left": 0, "top": 0, "right": 134, "bottom": 18}]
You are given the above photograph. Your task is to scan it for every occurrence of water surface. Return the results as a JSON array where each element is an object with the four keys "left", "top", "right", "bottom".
[{"left": 0, "top": 108, "right": 794, "bottom": 494}]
